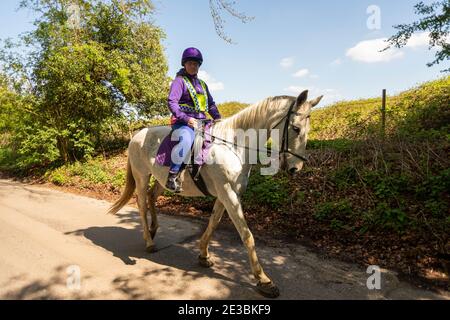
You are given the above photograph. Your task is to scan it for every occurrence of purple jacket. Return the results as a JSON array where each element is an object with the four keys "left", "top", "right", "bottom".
[{"left": 168, "top": 68, "right": 221, "bottom": 125}]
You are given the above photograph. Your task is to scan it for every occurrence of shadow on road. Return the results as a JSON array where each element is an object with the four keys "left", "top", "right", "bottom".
[{"left": 63, "top": 210, "right": 263, "bottom": 298}]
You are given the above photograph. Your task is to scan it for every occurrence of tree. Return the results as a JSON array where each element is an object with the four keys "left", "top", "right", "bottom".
[
  {"left": 385, "top": 1, "right": 449, "bottom": 72},
  {"left": 1, "top": 0, "right": 169, "bottom": 163},
  {"left": 0, "top": 0, "right": 252, "bottom": 165},
  {"left": 0, "top": 74, "right": 22, "bottom": 136}
]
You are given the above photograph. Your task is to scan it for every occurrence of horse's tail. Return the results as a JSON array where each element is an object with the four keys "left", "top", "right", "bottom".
[{"left": 108, "top": 158, "right": 135, "bottom": 215}]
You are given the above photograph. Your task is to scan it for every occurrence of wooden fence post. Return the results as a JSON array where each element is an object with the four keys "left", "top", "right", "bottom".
[{"left": 381, "top": 89, "right": 386, "bottom": 139}]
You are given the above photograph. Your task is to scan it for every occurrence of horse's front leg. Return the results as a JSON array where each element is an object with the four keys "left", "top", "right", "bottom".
[
  {"left": 217, "top": 183, "right": 280, "bottom": 298},
  {"left": 198, "top": 199, "right": 226, "bottom": 267}
]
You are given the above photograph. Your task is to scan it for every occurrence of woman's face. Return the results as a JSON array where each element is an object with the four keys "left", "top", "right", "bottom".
[{"left": 184, "top": 60, "right": 200, "bottom": 76}]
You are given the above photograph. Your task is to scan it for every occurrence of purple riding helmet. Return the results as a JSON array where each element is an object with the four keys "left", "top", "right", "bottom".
[{"left": 181, "top": 47, "right": 203, "bottom": 66}]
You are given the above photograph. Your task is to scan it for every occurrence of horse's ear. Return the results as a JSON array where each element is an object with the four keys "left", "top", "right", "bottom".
[
  {"left": 310, "top": 95, "right": 324, "bottom": 108},
  {"left": 296, "top": 90, "right": 308, "bottom": 107}
]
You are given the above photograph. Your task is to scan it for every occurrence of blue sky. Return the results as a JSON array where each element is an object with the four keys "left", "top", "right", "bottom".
[{"left": 1, "top": 0, "right": 448, "bottom": 107}]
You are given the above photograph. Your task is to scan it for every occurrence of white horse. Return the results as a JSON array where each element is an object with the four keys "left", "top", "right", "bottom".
[{"left": 108, "top": 90, "right": 323, "bottom": 298}]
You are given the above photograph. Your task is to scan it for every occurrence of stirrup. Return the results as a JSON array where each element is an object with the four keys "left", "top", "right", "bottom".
[{"left": 166, "top": 172, "right": 183, "bottom": 193}]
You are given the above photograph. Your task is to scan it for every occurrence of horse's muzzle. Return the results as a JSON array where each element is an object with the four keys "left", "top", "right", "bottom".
[{"left": 288, "top": 167, "right": 299, "bottom": 175}]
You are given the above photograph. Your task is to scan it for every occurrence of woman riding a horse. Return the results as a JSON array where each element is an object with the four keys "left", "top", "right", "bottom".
[
  {"left": 109, "top": 48, "right": 324, "bottom": 297},
  {"left": 166, "top": 47, "right": 222, "bottom": 192}
]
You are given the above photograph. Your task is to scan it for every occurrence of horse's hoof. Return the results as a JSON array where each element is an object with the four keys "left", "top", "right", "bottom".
[
  {"left": 146, "top": 245, "right": 157, "bottom": 253},
  {"left": 198, "top": 255, "right": 214, "bottom": 268},
  {"left": 256, "top": 281, "right": 280, "bottom": 299}
]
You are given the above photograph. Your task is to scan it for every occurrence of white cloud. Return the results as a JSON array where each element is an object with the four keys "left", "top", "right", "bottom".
[
  {"left": 405, "top": 32, "right": 430, "bottom": 48},
  {"left": 280, "top": 57, "right": 295, "bottom": 68},
  {"left": 292, "top": 68, "right": 309, "bottom": 78},
  {"left": 198, "top": 70, "right": 224, "bottom": 92},
  {"left": 346, "top": 33, "right": 437, "bottom": 64},
  {"left": 284, "top": 86, "right": 309, "bottom": 94},
  {"left": 346, "top": 38, "right": 404, "bottom": 63}
]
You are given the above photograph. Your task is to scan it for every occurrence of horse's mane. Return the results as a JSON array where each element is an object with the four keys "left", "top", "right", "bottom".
[{"left": 215, "top": 96, "right": 296, "bottom": 132}]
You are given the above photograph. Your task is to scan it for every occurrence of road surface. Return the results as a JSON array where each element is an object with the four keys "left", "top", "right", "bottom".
[{"left": 0, "top": 179, "right": 448, "bottom": 300}]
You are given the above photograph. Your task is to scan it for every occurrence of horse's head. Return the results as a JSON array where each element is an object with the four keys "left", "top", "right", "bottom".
[{"left": 280, "top": 90, "right": 323, "bottom": 174}]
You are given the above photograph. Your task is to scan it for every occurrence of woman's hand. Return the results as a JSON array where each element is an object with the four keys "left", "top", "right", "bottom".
[{"left": 187, "top": 117, "right": 198, "bottom": 128}]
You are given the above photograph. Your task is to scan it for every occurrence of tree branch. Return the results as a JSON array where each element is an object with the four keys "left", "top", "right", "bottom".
[{"left": 208, "top": 0, "right": 254, "bottom": 44}]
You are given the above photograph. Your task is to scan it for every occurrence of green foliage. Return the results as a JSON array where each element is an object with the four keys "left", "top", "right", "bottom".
[
  {"left": 309, "top": 98, "right": 382, "bottom": 140},
  {"left": 74, "top": 160, "right": 109, "bottom": 184},
  {"left": 46, "top": 155, "right": 122, "bottom": 187},
  {"left": 295, "top": 191, "right": 306, "bottom": 203},
  {"left": 243, "top": 172, "right": 290, "bottom": 208},
  {"left": 0, "top": 0, "right": 169, "bottom": 165},
  {"left": 424, "top": 200, "right": 448, "bottom": 219},
  {"left": 308, "top": 139, "right": 355, "bottom": 152},
  {"left": 309, "top": 76, "right": 450, "bottom": 141},
  {"left": 49, "top": 169, "right": 69, "bottom": 186},
  {"left": 415, "top": 168, "right": 450, "bottom": 200},
  {"left": 14, "top": 125, "right": 61, "bottom": 168},
  {"left": 216, "top": 101, "right": 249, "bottom": 118},
  {"left": 386, "top": 1, "right": 450, "bottom": 72},
  {"left": 394, "top": 77, "right": 450, "bottom": 137},
  {"left": 372, "top": 202, "right": 409, "bottom": 232},
  {"left": 330, "top": 218, "right": 348, "bottom": 231},
  {"left": 362, "top": 171, "right": 410, "bottom": 199},
  {"left": 330, "top": 165, "right": 358, "bottom": 189},
  {"left": 0, "top": 75, "right": 23, "bottom": 135},
  {"left": 314, "top": 200, "right": 353, "bottom": 221},
  {"left": 111, "top": 169, "right": 126, "bottom": 190},
  {"left": 0, "top": 146, "right": 16, "bottom": 171},
  {"left": 147, "top": 116, "right": 170, "bottom": 127}
]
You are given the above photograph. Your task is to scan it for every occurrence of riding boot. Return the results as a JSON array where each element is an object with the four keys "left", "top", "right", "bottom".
[{"left": 165, "top": 171, "right": 182, "bottom": 193}]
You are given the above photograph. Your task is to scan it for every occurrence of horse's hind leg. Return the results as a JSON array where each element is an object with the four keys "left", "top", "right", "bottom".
[
  {"left": 147, "top": 180, "right": 164, "bottom": 240},
  {"left": 198, "top": 199, "right": 226, "bottom": 267},
  {"left": 135, "top": 173, "right": 155, "bottom": 253}
]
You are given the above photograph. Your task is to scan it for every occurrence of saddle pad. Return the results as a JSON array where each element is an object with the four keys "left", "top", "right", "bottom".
[{"left": 155, "top": 122, "right": 214, "bottom": 167}]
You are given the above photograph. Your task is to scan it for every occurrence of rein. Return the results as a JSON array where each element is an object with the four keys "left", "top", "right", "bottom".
[{"left": 150, "top": 101, "right": 309, "bottom": 163}]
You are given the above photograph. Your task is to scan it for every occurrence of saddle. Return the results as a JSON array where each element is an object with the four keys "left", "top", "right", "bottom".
[{"left": 155, "top": 120, "right": 215, "bottom": 197}]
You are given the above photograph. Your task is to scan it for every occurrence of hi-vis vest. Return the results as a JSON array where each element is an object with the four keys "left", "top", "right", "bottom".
[{"left": 179, "top": 76, "right": 209, "bottom": 113}]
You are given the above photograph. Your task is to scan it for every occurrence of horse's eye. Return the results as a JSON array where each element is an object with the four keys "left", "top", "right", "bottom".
[{"left": 292, "top": 126, "right": 300, "bottom": 134}]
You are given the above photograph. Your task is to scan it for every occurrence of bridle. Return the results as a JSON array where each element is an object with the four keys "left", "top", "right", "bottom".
[{"left": 270, "top": 100, "right": 310, "bottom": 164}]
